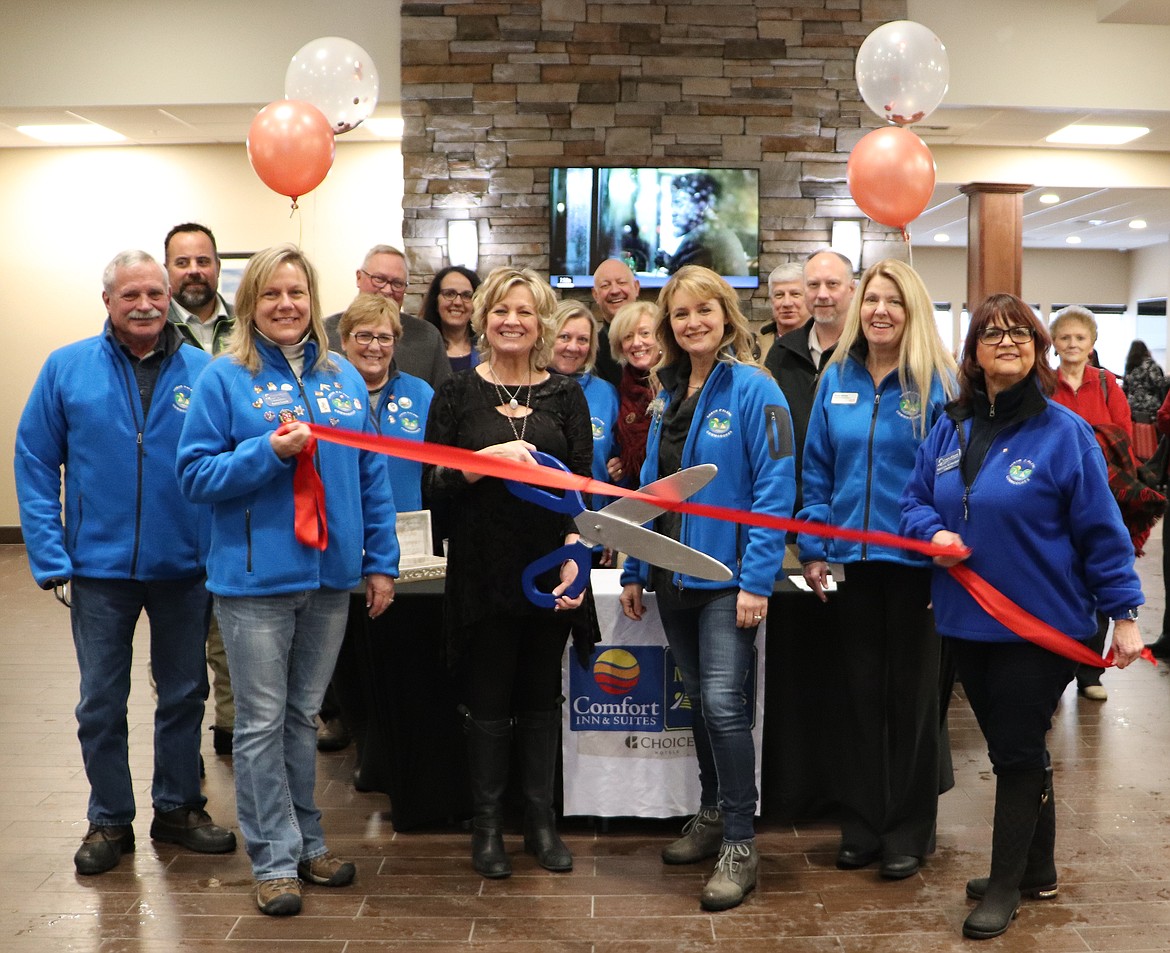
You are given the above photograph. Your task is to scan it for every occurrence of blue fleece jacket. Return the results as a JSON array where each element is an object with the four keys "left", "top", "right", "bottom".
[
  {"left": 900, "top": 398, "right": 1143, "bottom": 642},
  {"left": 577, "top": 371, "right": 620, "bottom": 509},
  {"left": 620, "top": 360, "right": 795, "bottom": 597},
  {"left": 798, "top": 353, "right": 951, "bottom": 566},
  {"left": 15, "top": 324, "right": 212, "bottom": 587},
  {"left": 371, "top": 367, "right": 434, "bottom": 512},
  {"left": 177, "top": 339, "right": 399, "bottom": 597}
]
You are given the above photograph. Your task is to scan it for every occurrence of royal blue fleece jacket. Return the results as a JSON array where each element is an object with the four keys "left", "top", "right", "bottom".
[
  {"left": 798, "top": 352, "right": 951, "bottom": 567},
  {"left": 900, "top": 397, "right": 1143, "bottom": 642},
  {"left": 370, "top": 367, "right": 434, "bottom": 512},
  {"left": 177, "top": 339, "right": 399, "bottom": 597},
  {"left": 16, "top": 323, "right": 211, "bottom": 587},
  {"left": 620, "top": 359, "right": 795, "bottom": 598}
]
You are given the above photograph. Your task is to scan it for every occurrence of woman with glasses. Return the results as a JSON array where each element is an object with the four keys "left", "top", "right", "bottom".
[
  {"left": 177, "top": 245, "right": 398, "bottom": 917},
  {"left": 798, "top": 259, "right": 957, "bottom": 882},
  {"left": 422, "top": 266, "right": 482, "bottom": 372},
  {"left": 901, "top": 294, "right": 1144, "bottom": 940}
]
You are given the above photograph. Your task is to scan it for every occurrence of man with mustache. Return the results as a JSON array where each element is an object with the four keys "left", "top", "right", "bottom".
[
  {"left": 164, "top": 223, "right": 236, "bottom": 757},
  {"left": 16, "top": 251, "right": 236, "bottom": 875}
]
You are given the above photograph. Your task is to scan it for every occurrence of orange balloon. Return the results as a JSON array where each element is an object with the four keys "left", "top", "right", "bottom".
[
  {"left": 846, "top": 126, "right": 936, "bottom": 231},
  {"left": 247, "top": 100, "right": 336, "bottom": 202}
]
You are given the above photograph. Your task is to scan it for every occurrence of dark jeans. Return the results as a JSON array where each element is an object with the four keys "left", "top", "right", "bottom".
[
  {"left": 951, "top": 638, "right": 1076, "bottom": 772},
  {"left": 833, "top": 562, "right": 939, "bottom": 857},
  {"left": 459, "top": 613, "right": 570, "bottom": 719}
]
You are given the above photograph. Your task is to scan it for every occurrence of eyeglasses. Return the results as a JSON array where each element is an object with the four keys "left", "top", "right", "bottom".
[
  {"left": 438, "top": 288, "right": 474, "bottom": 302},
  {"left": 978, "top": 325, "right": 1035, "bottom": 346},
  {"left": 351, "top": 331, "right": 396, "bottom": 347},
  {"left": 360, "top": 269, "right": 407, "bottom": 293}
]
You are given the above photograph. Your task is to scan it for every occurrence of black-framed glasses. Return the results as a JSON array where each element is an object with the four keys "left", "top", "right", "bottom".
[
  {"left": 978, "top": 325, "right": 1035, "bottom": 346},
  {"left": 351, "top": 331, "right": 396, "bottom": 346},
  {"left": 438, "top": 288, "right": 474, "bottom": 302},
  {"left": 360, "top": 269, "right": 407, "bottom": 293}
]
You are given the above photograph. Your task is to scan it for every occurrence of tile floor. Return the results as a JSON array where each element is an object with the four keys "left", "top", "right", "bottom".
[{"left": 3, "top": 536, "right": 1170, "bottom": 952}]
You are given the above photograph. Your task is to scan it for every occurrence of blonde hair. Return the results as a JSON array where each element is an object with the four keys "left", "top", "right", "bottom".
[
  {"left": 227, "top": 244, "right": 332, "bottom": 375},
  {"left": 338, "top": 293, "right": 402, "bottom": 341},
  {"left": 551, "top": 300, "right": 599, "bottom": 373},
  {"left": 609, "top": 300, "right": 659, "bottom": 364},
  {"left": 1049, "top": 305, "right": 1098, "bottom": 344},
  {"left": 652, "top": 265, "right": 759, "bottom": 391},
  {"left": 826, "top": 258, "right": 957, "bottom": 435},
  {"left": 470, "top": 267, "right": 560, "bottom": 371}
]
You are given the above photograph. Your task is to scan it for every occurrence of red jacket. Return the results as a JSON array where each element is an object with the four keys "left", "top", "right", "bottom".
[{"left": 1053, "top": 365, "right": 1132, "bottom": 437}]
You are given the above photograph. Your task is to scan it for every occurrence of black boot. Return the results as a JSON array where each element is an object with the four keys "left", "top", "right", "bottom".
[
  {"left": 963, "top": 768, "right": 1047, "bottom": 940},
  {"left": 461, "top": 707, "right": 513, "bottom": 879},
  {"left": 517, "top": 708, "right": 573, "bottom": 872},
  {"left": 966, "top": 765, "right": 1057, "bottom": 901}
]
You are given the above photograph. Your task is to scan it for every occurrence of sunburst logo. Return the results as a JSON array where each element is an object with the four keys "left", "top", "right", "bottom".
[{"left": 592, "top": 648, "right": 640, "bottom": 696}]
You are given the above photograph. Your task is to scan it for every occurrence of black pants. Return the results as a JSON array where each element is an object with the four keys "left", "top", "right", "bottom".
[
  {"left": 459, "top": 614, "right": 570, "bottom": 719},
  {"left": 833, "top": 562, "right": 940, "bottom": 857},
  {"left": 952, "top": 638, "right": 1076, "bottom": 772}
]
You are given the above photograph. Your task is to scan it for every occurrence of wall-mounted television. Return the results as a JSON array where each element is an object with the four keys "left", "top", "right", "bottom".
[{"left": 549, "top": 167, "right": 760, "bottom": 290}]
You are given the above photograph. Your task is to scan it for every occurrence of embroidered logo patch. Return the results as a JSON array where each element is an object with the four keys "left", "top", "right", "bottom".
[
  {"left": 1007, "top": 458, "right": 1035, "bottom": 485},
  {"left": 591, "top": 415, "right": 607, "bottom": 441},
  {"left": 171, "top": 385, "right": 192, "bottom": 413},
  {"left": 703, "top": 408, "right": 734, "bottom": 438},
  {"left": 897, "top": 391, "right": 922, "bottom": 421}
]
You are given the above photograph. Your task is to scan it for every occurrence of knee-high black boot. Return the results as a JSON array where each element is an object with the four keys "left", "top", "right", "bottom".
[
  {"left": 966, "top": 764, "right": 1057, "bottom": 901},
  {"left": 461, "top": 707, "right": 513, "bottom": 879},
  {"left": 963, "top": 768, "right": 1048, "bottom": 940},
  {"left": 517, "top": 708, "right": 572, "bottom": 872}
]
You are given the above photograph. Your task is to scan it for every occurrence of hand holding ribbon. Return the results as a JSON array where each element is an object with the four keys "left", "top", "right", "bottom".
[{"left": 275, "top": 422, "right": 327, "bottom": 552}]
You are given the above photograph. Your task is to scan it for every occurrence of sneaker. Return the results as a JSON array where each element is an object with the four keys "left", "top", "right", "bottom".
[
  {"left": 150, "top": 806, "right": 237, "bottom": 853},
  {"left": 701, "top": 841, "right": 759, "bottom": 911},
  {"left": 661, "top": 806, "right": 723, "bottom": 865},
  {"left": 256, "top": 878, "right": 302, "bottom": 916},
  {"left": 74, "top": 823, "right": 134, "bottom": 875},
  {"left": 297, "top": 851, "right": 356, "bottom": 887},
  {"left": 1079, "top": 684, "right": 1108, "bottom": 701}
]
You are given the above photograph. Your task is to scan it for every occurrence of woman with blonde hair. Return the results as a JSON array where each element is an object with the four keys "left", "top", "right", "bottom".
[
  {"left": 608, "top": 300, "right": 660, "bottom": 484},
  {"left": 178, "top": 244, "right": 399, "bottom": 916},
  {"left": 798, "top": 258, "right": 957, "bottom": 881},
  {"left": 423, "top": 267, "right": 594, "bottom": 879},
  {"left": 620, "top": 265, "right": 794, "bottom": 911}
]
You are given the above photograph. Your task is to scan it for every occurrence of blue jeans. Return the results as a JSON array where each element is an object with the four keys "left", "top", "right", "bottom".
[
  {"left": 70, "top": 575, "right": 210, "bottom": 825},
  {"left": 215, "top": 588, "right": 349, "bottom": 880},
  {"left": 658, "top": 591, "right": 758, "bottom": 842}
]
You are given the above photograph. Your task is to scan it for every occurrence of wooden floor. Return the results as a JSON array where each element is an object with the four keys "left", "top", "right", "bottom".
[{"left": 4, "top": 537, "right": 1170, "bottom": 953}]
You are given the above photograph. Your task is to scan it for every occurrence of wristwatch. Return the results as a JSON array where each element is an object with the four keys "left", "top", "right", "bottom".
[{"left": 1113, "top": 608, "right": 1140, "bottom": 622}]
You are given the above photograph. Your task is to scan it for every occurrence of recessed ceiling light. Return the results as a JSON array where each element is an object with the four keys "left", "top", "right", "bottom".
[
  {"left": 1045, "top": 124, "right": 1149, "bottom": 145},
  {"left": 1088, "top": 219, "right": 1105, "bottom": 226},
  {"left": 17, "top": 123, "right": 126, "bottom": 144},
  {"left": 1038, "top": 193, "right": 1060, "bottom": 204},
  {"left": 1130, "top": 219, "right": 1148, "bottom": 229},
  {"left": 1065, "top": 236, "right": 1082, "bottom": 245},
  {"left": 933, "top": 233, "right": 950, "bottom": 243},
  {"left": 361, "top": 117, "right": 404, "bottom": 138}
]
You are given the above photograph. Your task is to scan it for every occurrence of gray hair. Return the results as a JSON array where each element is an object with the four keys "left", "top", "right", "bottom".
[
  {"left": 102, "top": 250, "right": 167, "bottom": 293},
  {"left": 362, "top": 244, "right": 407, "bottom": 272},
  {"left": 1050, "top": 304, "right": 1098, "bottom": 343},
  {"left": 804, "top": 248, "right": 855, "bottom": 276},
  {"left": 767, "top": 262, "right": 804, "bottom": 294}
]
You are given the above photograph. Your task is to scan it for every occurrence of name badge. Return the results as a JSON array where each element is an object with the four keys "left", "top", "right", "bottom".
[
  {"left": 830, "top": 392, "right": 858, "bottom": 405},
  {"left": 936, "top": 450, "right": 961, "bottom": 474}
]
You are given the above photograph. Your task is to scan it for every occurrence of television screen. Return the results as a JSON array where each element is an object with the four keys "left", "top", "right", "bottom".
[{"left": 549, "top": 167, "right": 759, "bottom": 290}]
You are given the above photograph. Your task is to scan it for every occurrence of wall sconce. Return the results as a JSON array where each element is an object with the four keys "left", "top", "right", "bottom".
[
  {"left": 447, "top": 220, "right": 479, "bottom": 271},
  {"left": 831, "top": 220, "right": 862, "bottom": 273}
]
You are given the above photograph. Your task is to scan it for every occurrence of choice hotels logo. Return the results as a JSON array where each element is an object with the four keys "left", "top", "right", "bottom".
[{"left": 592, "top": 649, "right": 640, "bottom": 695}]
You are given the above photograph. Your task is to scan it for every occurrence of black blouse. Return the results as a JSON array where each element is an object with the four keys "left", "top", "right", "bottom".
[{"left": 423, "top": 370, "right": 594, "bottom": 642}]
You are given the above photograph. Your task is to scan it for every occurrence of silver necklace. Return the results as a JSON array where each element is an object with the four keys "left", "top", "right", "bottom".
[{"left": 488, "top": 362, "right": 531, "bottom": 442}]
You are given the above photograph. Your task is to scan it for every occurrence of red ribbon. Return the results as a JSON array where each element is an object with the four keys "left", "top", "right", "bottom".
[
  {"left": 302, "top": 424, "right": 1151, "bottom": 669},
  {"left": 281, "top": 428, "right": 328, "bottom": 552}
]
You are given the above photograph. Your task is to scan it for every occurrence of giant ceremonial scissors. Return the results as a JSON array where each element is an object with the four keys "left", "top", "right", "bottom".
[{"left": 505, "top": 451, "right": 733, "bottom": 607}]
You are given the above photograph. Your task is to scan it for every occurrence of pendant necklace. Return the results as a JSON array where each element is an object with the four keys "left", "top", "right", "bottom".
[{"left": 489, "top": 361, "right": 531, "bottom": 442}]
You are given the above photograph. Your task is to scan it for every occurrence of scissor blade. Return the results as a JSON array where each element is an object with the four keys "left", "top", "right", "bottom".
[
  {"left": 576, "top": 510, "right": 733, "bottom": 583},
  {"left": 599, "top": 464, "right": 718, "bottom": 526}
]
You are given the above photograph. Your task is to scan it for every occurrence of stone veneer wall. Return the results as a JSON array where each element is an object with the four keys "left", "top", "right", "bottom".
[{"left": 399, "top": 0, "right": 906, "bottom": 322}]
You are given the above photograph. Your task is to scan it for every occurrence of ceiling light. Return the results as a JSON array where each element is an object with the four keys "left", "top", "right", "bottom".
[
  {"left": 1130, "top": 219, "right": 1148, "bottom": 229},
  {"left": 1045, "top": 124, "right": 1149, "bottom": 145},
  {"left": 1088, "top": 219, "right": 1105, "bottom": 226},
  {"left": 361, "top": 117, "right": 404, "bottom": 138},
  {"left": 933, "top": 233, "right": 950, "bottom": 243},
  {"left": 17, "top": 123, "right": 126, "bottom": 144},
  {"left": 1038, "top": 193, "right": 1060, "bottom": 204},
  {"left": 1065, "top": 236, "right": 1082, "bottom": 245}
]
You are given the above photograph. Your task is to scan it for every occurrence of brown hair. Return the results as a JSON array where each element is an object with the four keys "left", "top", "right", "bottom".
[{"left": 957, "top": 293, "right": 1056, "bottom": 406}]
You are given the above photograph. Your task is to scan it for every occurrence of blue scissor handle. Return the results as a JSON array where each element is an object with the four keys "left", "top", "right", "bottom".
[
  {"left": 504, "top": 450, "right": 586, "bottom": 515},
  {"left": 520, "top": 542, "right": 591, "bottom": 609}
]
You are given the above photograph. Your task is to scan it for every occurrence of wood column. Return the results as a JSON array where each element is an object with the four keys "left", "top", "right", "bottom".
[{"left": 959, "top": 182, "right": 1030, "bottom": 312}]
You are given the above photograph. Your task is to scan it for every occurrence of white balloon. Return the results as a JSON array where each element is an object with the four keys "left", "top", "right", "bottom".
[
  {"left": 855, "top": 20, "right": 949, "bottom": 126},
  {"left": 285, "top": 36, "right": 380, "bottom": 135}
]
